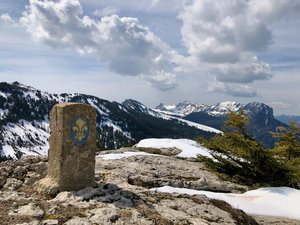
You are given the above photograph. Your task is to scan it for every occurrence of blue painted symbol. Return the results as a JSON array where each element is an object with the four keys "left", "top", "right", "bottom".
[{"left": 70, "top": 116, "right": 90, "bottom": 145}]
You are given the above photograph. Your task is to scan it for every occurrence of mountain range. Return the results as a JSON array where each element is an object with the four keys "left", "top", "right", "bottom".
[
  {"left": 0, "top": 81, "right": 291, "bottom": 159},
  {"left": 156, "top": 101, "right": 287, "bottom": 148},
  {"left": 0, "top": 82, "right": 220, "bottom": 159}
]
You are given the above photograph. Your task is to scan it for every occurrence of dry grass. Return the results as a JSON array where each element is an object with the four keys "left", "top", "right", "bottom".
[
  {"left": 136, "top": 205, "right": 174, "bottom": 225},
  {"left": 117, "top": 208, "right": 133, "bottom": 218},
  {"left": 210, "top": 199, "right": 259, "bottom": 225},
  {"left": 0, "top": 200, "right": 33, "bottom": 225},
  {"left": 43, "top": 204, "right": 88, "bottom": 225}
]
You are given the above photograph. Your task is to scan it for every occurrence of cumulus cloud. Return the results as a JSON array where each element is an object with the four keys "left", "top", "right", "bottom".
[
  {"left": 20, "top": 0, "right": 179, "bottom": 91},
  {"left": 214, "top": 57, "right": 273, "bottom": 83},
  {"left": 208, "top": 79, "right": 257, "bottom": 97},
  {"left": 270, "top": 102, "right": 292, "bottom": 109},
  {"left": 93, "top": 6, "right": 117, "bottom": 17},
  {"left": 143, "top": 70, "right": 177, "bottom": 91},
  {"left": 1, "top": 13, "right": 16, "bottom": 25},
  {"left": 178, "top": 0, "right": 300, "bottom": 96}
]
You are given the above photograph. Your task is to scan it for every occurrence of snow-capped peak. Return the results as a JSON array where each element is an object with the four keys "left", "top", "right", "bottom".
[
  {"left": 208, "top": 101, "right": 242, "bottom": 116},
  {"left": 155, "top": 101, "right": 209, "bottom": 116},
  {"left": 155, "top": 101, "right": 243, "bottom": 117}
]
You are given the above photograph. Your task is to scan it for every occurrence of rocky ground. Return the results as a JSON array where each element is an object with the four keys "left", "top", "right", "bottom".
[{"left": 0, "top": 148, "right": 299, "bottom": 225}]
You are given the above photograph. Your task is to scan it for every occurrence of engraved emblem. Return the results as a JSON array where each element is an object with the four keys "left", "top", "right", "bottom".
[{"left": 70, "top": 116, "right": 90, "bottom": 145}]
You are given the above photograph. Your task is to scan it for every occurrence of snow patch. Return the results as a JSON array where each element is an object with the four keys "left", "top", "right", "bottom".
[
  {"left": 151, "top": 186, "right": 300, "bottom": 221},
  {"left": 97, "top": 151, "right": 157, "bottom": 160},
  {"left": 1, "top": 145, "right": 16, "bottom": 158},
  {"left": 0, "top": 91, "right": 7, "bottom": 99},
  {"left": 0, "top": 109, "right": 8, "bottom": 119},
  {"left": 137, "top": 138, "right": 213, "bottom": 159},
  {"left": 2, "top": 120, "right": 49, "bottom": 158},
  {"left": 87, "top": 99, "right": 109, "bottom": 116}
]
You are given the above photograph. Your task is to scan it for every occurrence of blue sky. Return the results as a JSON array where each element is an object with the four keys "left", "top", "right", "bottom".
[{"left": 0, "top": 0, "right": 299, "bottom": 115}]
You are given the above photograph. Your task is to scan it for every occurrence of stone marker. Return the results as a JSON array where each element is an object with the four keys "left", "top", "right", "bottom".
[{"left": 36, "top": 103, "right": 96, "bottom": 195}]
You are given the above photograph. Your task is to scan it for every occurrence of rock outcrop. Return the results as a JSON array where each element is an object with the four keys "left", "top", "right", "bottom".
[{"left": 0, "top": 152, "right": 299, "bottom": 225}]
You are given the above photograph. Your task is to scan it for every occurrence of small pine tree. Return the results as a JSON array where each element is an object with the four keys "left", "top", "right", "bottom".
[
  {"left": 197, "top": 110, "right": 289, "bottom": 186},
  {"left": 272, "top": 121, "right": 300, "bottom": 187}
]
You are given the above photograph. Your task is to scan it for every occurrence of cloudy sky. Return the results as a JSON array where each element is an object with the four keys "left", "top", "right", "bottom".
[{"left": 0, "top": 0, "right": 299, "bottom": 115}]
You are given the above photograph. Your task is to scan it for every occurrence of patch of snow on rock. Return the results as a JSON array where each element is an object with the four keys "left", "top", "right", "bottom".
[
  {"left": 151, "top": 186, "right": 300, "bottom": 220},
  {"left": 136, "top": 138, "right": 213, "bottom": 159},
  {"left": 97, "top": 151, "right": 157, "bottom": 160}
]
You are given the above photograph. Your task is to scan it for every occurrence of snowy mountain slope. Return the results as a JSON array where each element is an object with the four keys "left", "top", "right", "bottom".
[
  {"left": 156, "top": 101, "right": 209, "bottom": 116},
  {"left": 156, "top": 101, "right": 241, "bottom": 117},
  {"left": 157, "top": 100, "right": 287, "bottom": 147},
  {"left": 123, "top": 99, "right": 221, "bottom": 134},
  {"left": 0, "top": 82, "right": 219, "bottom": 159}
]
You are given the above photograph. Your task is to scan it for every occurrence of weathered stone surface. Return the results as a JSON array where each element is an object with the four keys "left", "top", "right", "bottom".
[
  {"left": 15, "top": 221, "right": 39, "bottom": 225},
  {"left": 252, "top": 215, "right": 300, "bottom": 225},
  {"left": 0, "top": 153, "right": 298, "bottom": 225},
  {"left": 41, "top": 219, "right": 59, "bottom": 225},
  {"left": 36, "top": 103, "right": 96, "bottom": 195},
  {"left": 63, "top": 217, "right": 91, "bottom": 225},
  {"left": 10, "top": 202, "right": 44, "bottom": 219},
  {"left": 137, "top": 147, "right": 182, "bottom": 156},
  {"left": 96, "top": 154, "right": 247, "bottom": 193}
]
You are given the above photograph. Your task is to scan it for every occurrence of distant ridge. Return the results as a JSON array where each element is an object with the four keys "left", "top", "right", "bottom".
[
  {"left": 156, "top": 101, "right": 287, "bottom": 148},
  {"left": 0, "top": 82, "right": 219, "bottom": 159}
]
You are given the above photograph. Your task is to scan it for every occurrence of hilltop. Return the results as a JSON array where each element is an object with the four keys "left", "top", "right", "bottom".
[{"left": 0, "top": 139, "right": 299, "bottom": 225}]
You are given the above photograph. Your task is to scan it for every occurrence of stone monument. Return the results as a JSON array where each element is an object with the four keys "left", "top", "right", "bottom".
[{"left": 36, "top": 103, "right": 97, "bottom": 195}]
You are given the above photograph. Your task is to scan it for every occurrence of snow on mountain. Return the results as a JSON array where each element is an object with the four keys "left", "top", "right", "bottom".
[
  {"left": 156, "top": 101, "right": 241, "bottom": 117},
  {"left": 152, "top": 186, "right": 300, "bottom": 221},
  {"left": 0, "top": 82, "right": 220, "bottom": 159},
  {"left": 156, "top": 100, "right": 286, "bottom": 148},
  {"left": 2, "top": 120, "right": 50, "bottom": 158},
  {"left": 124, "top": 99, "right": 221, "bottom": 134},
  {"left": 208, "top": 101, "right": 242, "bottom": 116},
  {"left": 156, "top": 101, "right": 209, "bottom": 117}
]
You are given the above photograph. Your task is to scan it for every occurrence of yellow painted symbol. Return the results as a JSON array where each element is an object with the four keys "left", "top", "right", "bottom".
[{"left": 70, "top": 117, "right": 90, "bottom": 144}]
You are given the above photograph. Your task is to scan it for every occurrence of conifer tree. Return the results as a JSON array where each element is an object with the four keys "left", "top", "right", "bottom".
[
  {"left": 272, "top": 121, "right": 300, "bottom": 186},
  {"left": 198, "top": 110, "right": 288, "bottom": 186}
]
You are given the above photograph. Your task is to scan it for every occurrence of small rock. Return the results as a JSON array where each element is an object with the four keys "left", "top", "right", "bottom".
[
  {"left": 63, "top": 217, "right": 91, "bottom": 225},
  {"left": 12, "top": 202, "right": 44, "bottom": 219},
  {"left": 103, "top": 183, "right": 119, "bottom": 193},
  {"left": 29, "top": 162, "right": 47, "bottom": 175},
  {"left": 52, "top": 191, "right": 76, "bottom": 202},
  {"left": 3, "top": 178, "right": 23, "bottom": 190},
  {"left": 76, "top": 187, "right": 99, "bottom": 200},
  {"left": 47, "top": 206, "right": 58, "bottom": 214},
  {"left": 109, "top": 214, "right": 119, "bottom": 223},
  {"left": 15, "top": 220, "right": 39, "bottom": 225},
  {"left": 12, "top": 166, "right": 27, "bottom": 180},
  {"left": 24, "top": 171, "right": 41, "bottom": 185},
  {"left": 42, "top": 219, "right": 59, "bottom": 225}
]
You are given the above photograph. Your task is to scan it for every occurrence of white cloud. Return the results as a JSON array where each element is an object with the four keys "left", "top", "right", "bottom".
[
  {"left": 270, "top": 102, "right": 292, "bottom": 109},
  {"left": 178, "top": 0, "right": 300, "bottom": 96},
  {"left": 143, "top": 70, "right": 177, "bottom": 91},
  {"left": 1, "top": 13, "right": 16, "bottom": 25},
  {"left": 20, "top": 0, "right": 179, "bottom": 90},
  {"left": 214, "top": 57, "right": 273, "bottom": 84},
  {"left": 179, "top": 0, "right": 300, "bottom": 62},
  {"left": 93, "top": 6, "right": 117, "bottom": 17},
  {"left": 208, "top": 79, "right": 257, "bottom": 97}
]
